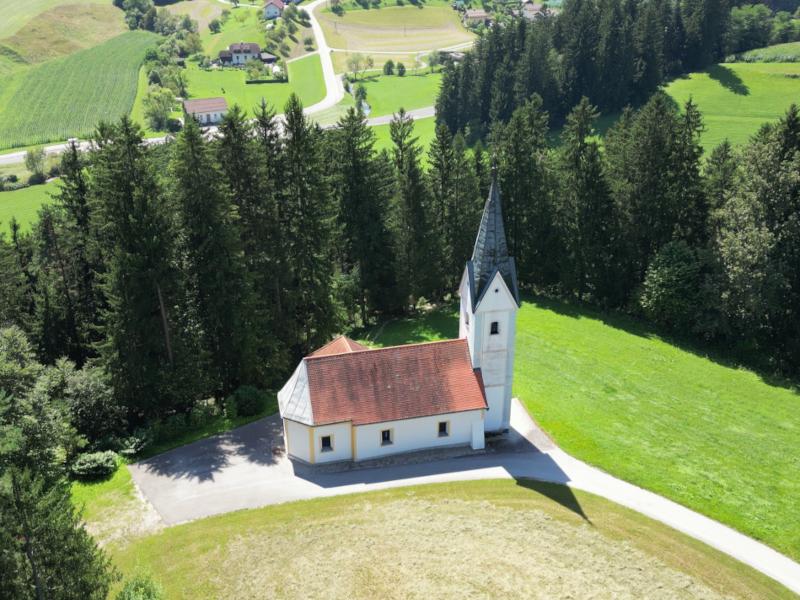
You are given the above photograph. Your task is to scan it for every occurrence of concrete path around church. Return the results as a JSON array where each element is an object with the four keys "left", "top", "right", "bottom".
[{"left": 129, "top": 400, "right": 800, "bottom": 595}]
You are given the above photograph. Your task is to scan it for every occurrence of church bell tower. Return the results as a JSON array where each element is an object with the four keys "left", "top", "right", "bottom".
[{"left": 458, "top": 168, "right": 520, "bottom": 433}]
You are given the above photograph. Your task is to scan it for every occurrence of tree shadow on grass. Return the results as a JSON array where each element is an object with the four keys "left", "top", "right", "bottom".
[
  {"left": 529, "top": 294, "right": 799, "bottom": 395},
  {"left": 707, "top": 64, "right": 749, "bottom": 96}
]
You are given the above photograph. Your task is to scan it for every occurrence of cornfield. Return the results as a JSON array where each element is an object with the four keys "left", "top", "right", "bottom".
[{"left": 0, "top": 31, "right": 158, "bottom": 150}]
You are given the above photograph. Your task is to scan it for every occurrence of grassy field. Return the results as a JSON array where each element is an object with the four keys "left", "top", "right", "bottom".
[
  {"left": 185, "top": 53, "right": 326, "bottom": 115},
  {"left": 358, "top": 70, "right": 441, "bottom": 115},
  {"left": 665, "top": 62, "right": 800, "bottom": 149},
  {"left": 107, "top": 479, "right": 792, "bottom": 598},
  {"left": 0, "top": 4, "right": 125, "bottom": 74},
  {"left": 0, "top": 0, "right": 108, "bottom": 38},
  {"left": 200, "top": 5, "right": 264, "bottom": 57},
  {"left": 372, "top": 115, "right": 437, "bottom": 153},
  {"left": 315, "top": 4, "right": 475, "bottom": 53},
  {"left": 738, "top": 41, "right": 800, "bottom": 62},
  {"left": 166, "top": 0, "right": 226, "bottom": 31},
  {"left": 0, "top": 181, "right": 56, "bottom": 232},
  {"left": 0, "top": 31, "right": 160, "bottom": 150},
  {"left": 331, "top": 49, "right": 428, "bottom": 73},
  {"left": 360, "top": 298, "right": 800, "bottom": 562},
  {"left": 315, "top": 71, "right": 440, "bottom": 124}
]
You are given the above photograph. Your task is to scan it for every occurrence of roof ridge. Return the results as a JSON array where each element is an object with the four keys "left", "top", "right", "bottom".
[{"left": 304, "top": 337, "right": 466, "bottom": 361}]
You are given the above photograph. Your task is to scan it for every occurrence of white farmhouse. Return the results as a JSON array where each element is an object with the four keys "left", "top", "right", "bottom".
[
  {"left": 182, "top": 97, "right": 228, "bottom": 125},
  {"left": 278, "top": 171, "right": 520, "bottom": 464}
]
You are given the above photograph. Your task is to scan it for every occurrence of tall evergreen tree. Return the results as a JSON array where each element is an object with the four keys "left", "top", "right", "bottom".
[
  {"left": 389, "top": 109, "right": 437, "bottom": 304},
  {"left": 92, "top": 117, "right": 203, "bottom": 420},
  {"left": 170, "top": 118, "right": 259, "bottom": 395},
  {"left": 495, "top": 95, "right": 558, "bottom": 286},
  {"left": 558, "top": 97, "right": 620, "bottom": 303},
  {"left": 330, "top": 107, "right": 399, "bottom": 322},
  {"left": 280, "top": 95, "right": 339, "bottom": 353}
]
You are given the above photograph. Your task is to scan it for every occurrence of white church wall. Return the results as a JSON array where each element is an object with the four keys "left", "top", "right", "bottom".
[
  {"left": 285, "top": 418, "right": 311, "bottom": 463},
  {"left": 484, "top": 387, "right": 505, "bottom": 431},
  {"left": 355, "top": 410, "right": 484, "bottom": 461},
  {"left": 312, "top": 421, "right": 352, "bottom": 463}
]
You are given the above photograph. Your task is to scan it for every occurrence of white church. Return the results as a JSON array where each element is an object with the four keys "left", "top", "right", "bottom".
[{"left": 278, "top": 172, "right": 520, "bottom": 464}]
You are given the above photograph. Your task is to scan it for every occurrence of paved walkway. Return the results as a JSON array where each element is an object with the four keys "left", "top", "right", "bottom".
[{"left": 129, "top": 400, "right": 800, "bottom": 595}]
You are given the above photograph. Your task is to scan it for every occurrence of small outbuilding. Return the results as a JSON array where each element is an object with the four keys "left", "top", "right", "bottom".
[
  {"left": 264, "top": 0, "right": 285, "bottom": 19},
  {"left": 183, "top": 97, "right": 228, "bottom": 125}
]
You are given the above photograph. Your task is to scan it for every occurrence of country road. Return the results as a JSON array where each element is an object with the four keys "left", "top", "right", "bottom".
[{"left": 0, "top": 0, "right": 438, "bottom": 167}]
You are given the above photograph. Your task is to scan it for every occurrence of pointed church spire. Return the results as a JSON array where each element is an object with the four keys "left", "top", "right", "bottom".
[{"left": 467, "top": 167, "right": 520, "bottom": 309}]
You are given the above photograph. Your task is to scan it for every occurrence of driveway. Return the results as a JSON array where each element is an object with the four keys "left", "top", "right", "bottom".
[{"left": 130, "top": 401, "right": 800, "bottom": 594}]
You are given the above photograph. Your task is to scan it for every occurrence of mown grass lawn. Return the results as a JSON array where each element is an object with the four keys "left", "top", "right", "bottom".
[
  {"left": 0, "top": 180, "right": 56, "bottom": 232},
  {"left": 664, "top": 62, "right": 800, "bottom": 149},
  {"left": 184, "top": 53, "right": 325, "bottom": 116},
  {"left": 107, "top": 479, "right": 793, "bottom": 599},
  {"left": 314, "top": 71, "right": 440, "bottom": 124},
  {"left": 372, "top": 115, "right": 437, "bottom": 153},
  {"left": 358, "top": 70, "right": 441, "bottom": 116},
  {"left": 360, "top": 298, "right": 800, "bottom": 562}
]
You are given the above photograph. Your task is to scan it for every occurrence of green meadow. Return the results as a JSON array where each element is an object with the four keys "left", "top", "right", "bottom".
[
  {"left": 0, "top": 181, "right": 55, "bottom": 232},
  {"left": 665, "top": 62, "right": 800, "bottom": 149},
  {"left": 372, "top": 115, "right": 437, "bottom": 153},
  {"left": 361, "top": 298, "right": 800, "bottom": 561}
]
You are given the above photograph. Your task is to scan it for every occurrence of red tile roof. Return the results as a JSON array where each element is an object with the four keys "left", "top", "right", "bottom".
[
  {"left": 265, "top": 0, "right": 285, "bottom": 8},
  {"left": 304, "top": 338, "right": 486, "bottom": 425},
  {"left": 309, "top": 335, "right": 369, "bottom": 357}
]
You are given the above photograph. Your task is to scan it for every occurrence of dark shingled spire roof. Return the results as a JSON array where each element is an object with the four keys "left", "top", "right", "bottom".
[{"left": 466, "top": 168, "right": 520, "bottom": 310}]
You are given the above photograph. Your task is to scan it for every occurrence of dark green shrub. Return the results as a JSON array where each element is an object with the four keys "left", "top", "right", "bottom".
[
  {"left": 116, "top": 572, "right": 164, "bottom": 600},
  {"left": 28, "top": 172, "right": 46, "bottom": 185},
  {"left": 71, "top": 451, "right": 118, "bottom": 480},
  {"left": 226, "top": 385, "right": 268, "bottom": 418}
]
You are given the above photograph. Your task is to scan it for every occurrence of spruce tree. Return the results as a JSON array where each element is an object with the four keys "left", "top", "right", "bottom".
[
  {"left": 330, "top": 107, "right": 399, "bottom": 322},
  {"left": 170, "top": 118, "right": 259, "bottom": 395},
  {"left": 495, "top": 95, "right": 558, "bottom": 286},
  {"left": 92, "top": 117, "right": 203, "bottom": 419},
  {"left": 557, "top": 97, "right": 620, "bottom": 303},
  {"left": 216, "top": 104, "right": 287, "bottom": 382},
  {"left": 389, "top": 109, "right": 437, "bottom": 305},
  {"left": 280, "top": 94, "right": 339, "bottom": 353}
]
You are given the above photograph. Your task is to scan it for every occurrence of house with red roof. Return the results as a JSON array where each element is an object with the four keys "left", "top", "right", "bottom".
[
  {"left": 263, "top": 0, "right": 285, "bottom": 20},
  {"left": 278, "top": 170, "right": 520, "bottom": 464}
]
